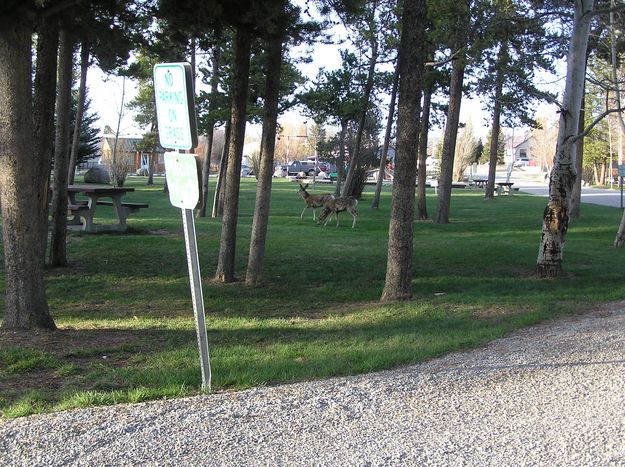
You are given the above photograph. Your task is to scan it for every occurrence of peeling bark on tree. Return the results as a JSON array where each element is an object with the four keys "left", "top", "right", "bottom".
[{"left": 536, "top": 0, "right": 593, "bottom": 277}]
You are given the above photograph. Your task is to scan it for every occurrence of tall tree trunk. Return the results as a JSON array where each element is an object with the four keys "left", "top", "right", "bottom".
[
  {"left": 246, "top": 33, "right": 283, "bottom": 286},
  {"left": 212, "top": 119, "right": 230, "bottom": 218},
  {"left": 417, "top": 78, "right": 433, "bottom": 220},
  {"left": 0, "top": 22, "right": 55, "bottom": 329},
  {"left": 381, "top": 0, "right": 426, "bottom": 302},
  {"left": 198, "top": 43, "right": 221, "bottom": 218},
  {"left": 485, "top": 43, "right": 507, "bottom": 200},
  {"left": 49, "top": 28, "right": 74, "bottom": 267},
  {"left": 570, "top": 91, "right": 585, "bottom": 218},
  {"left": 435, "top": 0, "right": 468, "bottom": 224},
  {"left": 33, "top": 15, "right": 59, "bottom": 259},
  {"left": 215, "top": 27, "right": 251, "bottom": 283},
  {"left": 536, "top": 0, "right": 593, "bottom": 277},
  {"left": 334, "top": 120, "right": 348, "bottom": 197},
  {"left": 67, "top": 39, "right": 89, "bottom": 185},
  {"left": 435, "top": 55, "right": 465, "bottom": 223},
  {"left": 342, "top": 5, "right": 379, "bottom": 198},
  {"left": 371, "top": 63, "right": 398, "bottom": 210}
]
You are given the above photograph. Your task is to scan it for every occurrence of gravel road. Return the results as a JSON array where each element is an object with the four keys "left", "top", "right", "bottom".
[{"left": 2, "top": 306, "right": 625, "bottom": 466}]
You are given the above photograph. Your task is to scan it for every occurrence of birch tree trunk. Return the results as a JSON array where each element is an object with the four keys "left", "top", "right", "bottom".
[
  {"left": 215, "top": 27, "right": 251, "bottom": 283},
  {"left": 536, "top": 0, "right": 594, "bottom": 277},
  {"left": 0, "top": 21, "right": 55, "bottom": 329},
  {"left": 417, "top": 79, "right": 433, "bottom": 220},
  {"left": 371, "top": 64, "right": 398, "bottom": 210},
  {"left": 67, "top": 39, "right": 89, "bottom": 185},
  {"left": 381, "top": 0, "right": 426, "bottom": 302},
  {"left": 49, "top": 28, "right": 74, "bottom": 267},
  {"left": 246, "top": 33, "right": 283, "bottom": 286}
]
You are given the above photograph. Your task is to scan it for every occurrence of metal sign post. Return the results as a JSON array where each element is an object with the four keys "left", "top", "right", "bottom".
[
  {"left": 164, "top": 152, "right": 211, "bottom": 392},
  {"left": 181, "top": 204, "right": 211, "bottom": 392},
  {"left": 155, "top": 62, "right": 210, "bottom": 391}
]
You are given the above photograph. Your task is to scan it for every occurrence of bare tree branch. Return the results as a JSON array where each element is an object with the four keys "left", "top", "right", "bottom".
[{"left": 574, "top": 106, "right": 625, "bottom": 141}]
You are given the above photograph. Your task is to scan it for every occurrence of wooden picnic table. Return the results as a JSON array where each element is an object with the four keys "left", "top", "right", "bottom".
[
  {"left": 496, "top": 181, "right": 514, "bottom": 195},
  {"left": 67, "top": 184, "right": 148, "bottom": 233},
  {"left": 472, "top": 178, "right": 488, "bottom": 188}
]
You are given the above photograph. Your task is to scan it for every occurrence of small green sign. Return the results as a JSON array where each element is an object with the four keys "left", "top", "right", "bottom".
[
  {"left": 619, "top": 164, "right": 625, "bottom": 177},
  {"left": 164, "top": 152, "right": 200, "bottom": 209}
]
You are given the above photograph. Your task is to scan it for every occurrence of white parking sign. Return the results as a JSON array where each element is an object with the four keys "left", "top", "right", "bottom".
[{"left": 153, "top": 62, "right": 198, "bottom": 150}]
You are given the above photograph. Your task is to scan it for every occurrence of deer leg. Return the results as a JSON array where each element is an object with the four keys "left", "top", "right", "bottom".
[
  {"left": 300, "top": 206, "right": 307, "bottom": 219},
  {"left": 351, "top": 209, "right": 357, "bottom": 228},
  {"left": 335, "top": 212, "right": 340, "bottom": 227},
  {"left": 312, "top": 208, "right": 316, "bottom": 220},
  {"left": 323, "top": 211, "right": 332, "bottom": 226}
]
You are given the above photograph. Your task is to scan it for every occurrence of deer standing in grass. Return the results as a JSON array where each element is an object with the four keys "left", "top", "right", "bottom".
[
  {"left": 298, "top": 183, "right": 334, "bottom": 220},
  {"left": 317, "top": 196, "right": 358, "bottom": 228}
]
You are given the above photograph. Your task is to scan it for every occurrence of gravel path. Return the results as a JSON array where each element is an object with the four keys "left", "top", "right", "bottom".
[{"left": 2, "top": 306, "right": 625, "bottom": 466}]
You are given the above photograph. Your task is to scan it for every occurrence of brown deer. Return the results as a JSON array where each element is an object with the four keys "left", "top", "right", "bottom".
[
  {"left": 298, "top": 183, "right": 334, "bottom": 220},
  {"left": 317, "top": 196, "right": 358, "bottom": 228}
]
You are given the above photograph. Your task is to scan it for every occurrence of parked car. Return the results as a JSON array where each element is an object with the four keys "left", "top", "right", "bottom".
[
  {"left": 514, "top": 156, "right": 530, "bottom": 167},
  {"left": 287, "top": 160, "right": 318, "bottom": 176}
]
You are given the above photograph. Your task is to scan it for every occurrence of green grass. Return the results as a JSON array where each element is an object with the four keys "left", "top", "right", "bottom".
[{"left": 1, "top": 176, "right": 624, "bottom": 417}]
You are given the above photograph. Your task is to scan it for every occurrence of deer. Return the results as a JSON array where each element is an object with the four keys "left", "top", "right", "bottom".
[
  {"left": 317, "top": 196, "right": 358, "bottom": 229},
  {"left": 298, "top": 183, "right": 335, "bottom": 220}
]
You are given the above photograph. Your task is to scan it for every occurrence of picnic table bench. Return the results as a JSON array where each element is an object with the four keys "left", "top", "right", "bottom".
[
  {"left": 472, "top": 178, "right": 488, "bottom": 188},
  {"left": 66, "top": 184, "right": 149, "bottom": 233},
  {"left": 496, "top": 182, "right": 514, "bottom": 195}
]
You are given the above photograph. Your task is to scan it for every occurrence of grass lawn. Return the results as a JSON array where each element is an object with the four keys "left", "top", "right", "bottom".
[{"left": 1, "top": 176, "right": 624, "bottom": 417}]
